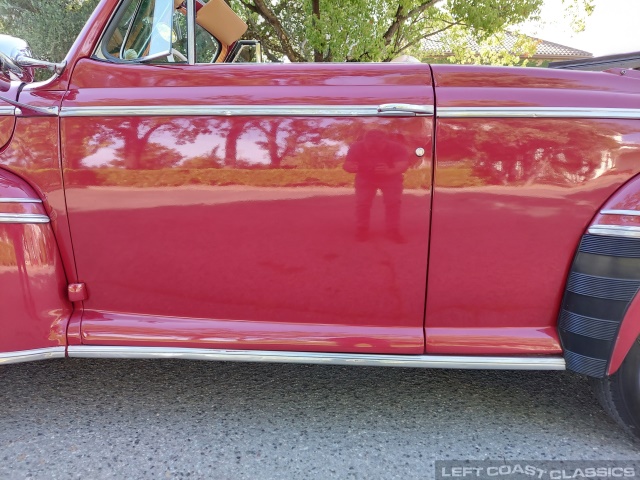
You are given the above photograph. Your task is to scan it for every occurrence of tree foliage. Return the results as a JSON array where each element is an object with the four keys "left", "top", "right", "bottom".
[
  {"left": 0, "top": 0, "right": 595, "bottom": 66},
  {"left": 231, "top": 0, "right": 594, "bottom": 63},
  {"left": 0, "top": 0, "right": 100, "bottom": 63}
]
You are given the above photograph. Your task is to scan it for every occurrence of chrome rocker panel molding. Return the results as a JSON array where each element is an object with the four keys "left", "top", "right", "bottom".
[
  {"left": 0, "top": 213, "right": 50, "bottom": 224},
  {"left": 0, "top": 346, "right": 65, "bottom": 365},
  {"left": 59, "top": 104, "right": 434, "bottom": 118},
  {"left": 67, "top": 346, "right": 567, "bottom": 370}
]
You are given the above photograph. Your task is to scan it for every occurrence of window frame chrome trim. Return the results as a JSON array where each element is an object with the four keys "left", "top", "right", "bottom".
[
  {"left": 0, "top": 346, "right": 65, "bottom": 365},
  {"left": 67, "top": 346, "right": 566, "bottom": 370},
  {"left": 186, "top": 0, "right": 196, "bottom": 65},
  {"left": 588, "top": 225, "right": 640, "bottom": 238},
  {"left": 0, "top": 213, "right": 50, "bottom": 224},
  {"left": 0, "top": 198, "right": 42, "bottom": 204},
  {"left": 437, "top": 107, "right": 640, "bottom": 119},
  {"left": 59, "top": 104, "right": 434, "bottom": 118},
  {"left": 600, "top": 209, "right": 640, "bottom": 217}
]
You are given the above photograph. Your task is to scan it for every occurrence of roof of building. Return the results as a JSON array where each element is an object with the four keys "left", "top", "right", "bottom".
[{"left": 423, "top": 31, "right": 592, "bottom": 59}]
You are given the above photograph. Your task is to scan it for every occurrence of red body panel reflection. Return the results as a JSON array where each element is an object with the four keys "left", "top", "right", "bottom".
[
  {"left": 62, "top": 61, "right": 434, "bottom": 354},
  {"left": 426, "top": 64, "right": 640, "bottom": 353}
]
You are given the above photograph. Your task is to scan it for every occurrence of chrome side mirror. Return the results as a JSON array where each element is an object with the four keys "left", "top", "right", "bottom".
[{"left": 0, "top": 35, "right": 66, "bottom": 83}]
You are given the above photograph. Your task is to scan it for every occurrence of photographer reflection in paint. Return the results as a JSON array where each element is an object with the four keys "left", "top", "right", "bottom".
[{"left": 344, "top": 130, "right": 411, "bottom": 243}]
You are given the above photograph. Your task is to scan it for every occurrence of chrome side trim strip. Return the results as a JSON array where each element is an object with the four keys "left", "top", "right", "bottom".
[
  {"left": 0, "top": 198, "right": 43, "bottom": 204},
  {"left": 588, "top": 225, "right": 640, "bottom": 238},
  {"left": 15, "top": 106, "right": 59, "bottom": 117},
  {"left": 0, "top": 213, "right": 50, "bottom": 224},
  {"left": 54, "top": 105, "right": 640, "bottom": 120},
  {"left": 600, "top": 209, "right": 640, "bottom": 217},
  {"left": 0, "top": 106, "right": 15, "bottom": 116},
  {"left": 60, "top": 104, "right": 434, "bottom": 118},
  {"left": 0, "top": 346, "right": 65, "bottom": 365},
  {"left": 68, "top": 346, "right": 566, "bottom": 370},
  {"left": 438, "top": 107, "right": 640, "bottom": 119}
]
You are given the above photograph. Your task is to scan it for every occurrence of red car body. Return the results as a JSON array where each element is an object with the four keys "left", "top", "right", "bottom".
[{"left": 2, "top": 0, "right": 640, "bottom": 385}]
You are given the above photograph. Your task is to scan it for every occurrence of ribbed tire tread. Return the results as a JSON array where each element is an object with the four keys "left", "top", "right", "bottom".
[
  {"left": 589, "top": 339, "right": 640, "bottom": 440},
  {"left": 590, "top": 377, "right": 636, "bottom": 438}
]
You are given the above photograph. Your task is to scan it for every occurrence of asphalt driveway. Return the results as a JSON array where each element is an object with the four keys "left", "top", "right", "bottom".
[{"left": 1, "top": 359, "right": 638, "bottom": 479}]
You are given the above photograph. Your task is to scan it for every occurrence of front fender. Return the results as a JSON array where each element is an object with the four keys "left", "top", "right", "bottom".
[{"left": 0, "top": 168, "right": 71, "bottom": 357}]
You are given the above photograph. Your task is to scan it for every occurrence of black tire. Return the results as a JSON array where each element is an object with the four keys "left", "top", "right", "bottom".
[{"left": 590, "top": 338, "right": 640, "bottom": 439}]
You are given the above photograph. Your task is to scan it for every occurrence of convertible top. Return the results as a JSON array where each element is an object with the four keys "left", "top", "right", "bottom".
[{"left": 549, "top": 51, "right": 640, "bottom": 71}]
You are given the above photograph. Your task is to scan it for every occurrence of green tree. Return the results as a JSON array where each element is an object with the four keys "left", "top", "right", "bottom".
[
  {"left": 230, "top": 0, "right": 594, "bottom": 63},
  {"left": 0, "top": 0, "right": 100, "bottom": 63}
]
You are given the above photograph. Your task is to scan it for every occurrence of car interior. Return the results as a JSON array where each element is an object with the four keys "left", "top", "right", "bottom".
[{"left": 99, "top": 0, "right": 248, "bottom": 64}]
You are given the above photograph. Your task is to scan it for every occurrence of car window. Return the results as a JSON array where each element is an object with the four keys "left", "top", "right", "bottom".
[
  {"left": 172, "top": 9, "right": 220, "bottom": 63},
  {"left": 103, "top": 0, "right": 140, "bottom": 59},
  {"left": 97, "top": 0, "right": 220, "bottom": 64}
]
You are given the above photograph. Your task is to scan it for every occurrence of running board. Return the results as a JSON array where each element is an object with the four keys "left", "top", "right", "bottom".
[{"left": 67, "top": 346, "right": 566, "bottom": 371}]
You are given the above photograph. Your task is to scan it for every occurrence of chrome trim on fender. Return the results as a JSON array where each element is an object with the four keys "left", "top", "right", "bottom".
[
  {"left": 68, "top": 346, "right": 566, "bottom": 370},
  {"left": 60, "top": 104, "right": 433, "bottom": 118},
  {"left": 0, "top": 346, "right": 65, "bottom": 365},
  {"left": 0, "top": 213, "right": 50, "bottom": 224},
  {"left": 0, "top": 198, "right": 43, "bottom": 204},
  {"left": 438, "top": 107, "right": 640, "bottom": 119},
  {"left": 0, "top": 105, "right": 15, "bottom": 116},
  {"left": 588, "top": 225, "right": 640, "bottom": 238},
  {"left": 0, "top": 94, "right": 58, "bottom": 116},
  {"left": 600, "top": 209, "right": 640, "bottom": 217}
]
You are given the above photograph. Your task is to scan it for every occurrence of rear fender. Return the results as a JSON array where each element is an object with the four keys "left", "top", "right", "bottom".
[
  {"left": 558, "top": 175, "right": 640, "bottom": 377},
  {"left": 0, "top": 168, "right": 71, "bottom": 357}
]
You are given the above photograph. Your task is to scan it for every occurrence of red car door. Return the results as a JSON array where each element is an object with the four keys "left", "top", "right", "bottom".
[{"left": 60, "top": 38, "right": 434, "bottom": 352}]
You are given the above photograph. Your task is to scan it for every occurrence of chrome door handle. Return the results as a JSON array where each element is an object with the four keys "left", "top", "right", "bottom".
[{"left": 378, "top": 103, "right": 434, "bottom": 116}]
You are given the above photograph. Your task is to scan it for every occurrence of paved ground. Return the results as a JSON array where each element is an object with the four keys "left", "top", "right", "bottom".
[{"left": 1, "top": 359, "right": 639, "bottom": 479}]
